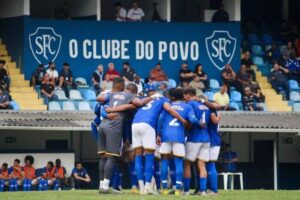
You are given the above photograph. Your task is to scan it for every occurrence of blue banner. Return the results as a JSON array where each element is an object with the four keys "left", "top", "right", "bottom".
[{"left": 24, "top": 18, "right": 240, "bottom": 83}]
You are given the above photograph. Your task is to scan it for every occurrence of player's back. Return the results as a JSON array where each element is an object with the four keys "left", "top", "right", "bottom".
[
  {"left": 208, "top": 110, "right": 221, "bottom": 147},
  {"left": 133, "top": 97, "right": 169, "bottom": 128},
  {"left": 162, "top": 101, "right": 194, "bottom": 143}
]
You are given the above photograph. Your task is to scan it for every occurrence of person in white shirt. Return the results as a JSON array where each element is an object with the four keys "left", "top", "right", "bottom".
[
  {"left": 46, "top": 62, "right": 59, "bottom": 85},
  {"left": 114, "top": 2, "right": 127, "bottom": 21},
  {"left": 127, "top": 1, "right": 145, "bottom": 21}
]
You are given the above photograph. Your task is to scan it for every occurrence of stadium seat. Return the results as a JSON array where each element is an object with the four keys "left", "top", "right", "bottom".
[
  {"left": 204, "top": 91, "right": 214, "bottom": 101},
  {"left": 247, "top": 33, "right": 259, "bottom": 44},
  {"left": 84, "top": 89, "right": 97, "bottom": 100},
  {"left": 48, "top": 101, "right": 61, "bottom": 111},
  {"left": 231, "top": 91, "right": 242, "bottom": 102},
  {"left": 264, "top": 44, "right": 272, "bottom": 51},
  {"left": 10, "top": 101, "right": 20, "bottom": 111},
  {"left": 252, "top": 56, "right": 265, "bottom": 66},
  {"left": 55, "top": 89, "right": 68, "bottom": 100},
  {"left": 62, "top": 101, "right": 76, "bottom": 111},
  {"left": 290, "top": 91, "right": 300, "bottom": 101},
  {"left": 218, "top": 172, "right": 244, "bottom": 190},
  {"left": 69, "top": 90, "right": 83, "bottom": 100},
  {"left": 251, "top": 45, "right": 263, "bottom": 55},
  {"left": 210, "top": 79, "right": 220, "bottom": 91},
  {"left": 75, "top": 77, "right": 89, "bottom": 88},
  {"left": 293, "top": 103, "right": 300, "bottom": 112},
  {"left": 279, "top": 45, "right": 287, "bottom": 54},
  {"left": 288, "top": 80, "right": 300, "bottom": 91},
  {"left": 261, "top": 34, "right": 272, "bottom": 44},
  {"left": 168, "top": 79, "right": 177, "bottom": 88},
  {"left": 78, "top": 101, "right": 91, "bottom": 111},
  {"left": 89, "top": 100, "right": 97, "bottom": 109},
  {"left": 229, "top": 102, "right": 240, "bottom": 111}
]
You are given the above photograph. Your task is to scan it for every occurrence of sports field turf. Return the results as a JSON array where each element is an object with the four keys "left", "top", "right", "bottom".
[{"left": 0, "top": 190, "right": 300, "bottom": 200}]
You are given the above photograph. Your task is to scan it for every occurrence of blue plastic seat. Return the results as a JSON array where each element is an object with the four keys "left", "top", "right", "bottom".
[
  {"left": 210, "top": 79, "right": 220, "bottom": 91},
  {"left": 261, "top": 34, "right": 272, "bottom": 44},
  {"left": 168, "top": 79, "right": 177, "bottom": 88},
  {"left": 231, "top": 91, "right": 242, "bottom": 102},
  {"left": 289, "top": 80, "right": 300, "bottom": 91},
  {"left": 10, "top": 101, "right": 20, "bottom": 111},
  {"left": 229, "top": 102, "right": 240, "bottom": 111},
  {"left": 62, "top": 101, "right": 76, "bottom": 111},
  {"left": 204, "top": 91, "right": 214, "bottom": 101},
  {"left": 290, "top": 91, "right": 300, "bottom": 101},
  {"left": 252, "top": 56, "right": 265, "bottom": 66},
  {"left": 69, "top": 90, "right": 83, "bottom": 100},
  {"left": 248, "top": 34, "right": 259, "bottom": 44},
  {"left": 48, "top": 101, "right": 61, "bottom": 111},
  {"left": 78, "top": 101, "right": 91, "bottom": 111},
  {"left": 251, "top": 45, "right": 263, "bottom": 55},
  {"left": 84, "top": 90, "right": 97, "bottom": 100},
  {"left": 55, "top": 89, "right": 68, "bottom": 100},
  {"left": 293, "top": 103, "right": 300, "bottom": 112},
  {"left": 75, "top": 77, "right": 89, "bottom": 88}
]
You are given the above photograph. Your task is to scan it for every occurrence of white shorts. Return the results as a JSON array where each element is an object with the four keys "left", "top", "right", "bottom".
[
  {"left": 185, "top": 142, "right": 210, "bottom": 162},
  {"left": 209, "top": 146, "right": 221, "bottom": 161},
  {"left": 160, "top": 142, "right": 185, "bottom": 157},
  {"left": 132, "top": 123, "right": 156, "bottom": 150},
  {"left": 154, "top": 145, "right": 161, "bottom": 159}
]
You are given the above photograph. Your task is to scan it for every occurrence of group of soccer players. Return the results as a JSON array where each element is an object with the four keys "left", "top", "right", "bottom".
[{"left": 93, "top": 77, "right": 222, "bottom": 196}]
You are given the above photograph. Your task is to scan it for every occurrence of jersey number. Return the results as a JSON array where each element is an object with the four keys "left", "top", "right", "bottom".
[
  {"left": 142, "top": 101, "right": 154, "bottom": 110},
  {"left": 169, "top": 118, "right": 179, "bottom": 126}
]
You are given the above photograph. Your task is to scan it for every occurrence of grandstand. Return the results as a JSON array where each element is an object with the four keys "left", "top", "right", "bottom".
[{"left": 1, "top": 0, "right": 300, "bottom": 198}]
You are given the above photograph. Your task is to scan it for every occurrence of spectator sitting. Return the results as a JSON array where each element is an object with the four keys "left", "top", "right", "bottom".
[
  {"left": 237, "top": 64, "right": 252, "bottom": 92},
  {"left": 251, "top": 84, "right": 265, "bottom": 108},
  {"left": 284, "top": 41, "right": 296, "bottom": 58},
  {"left": 149, "top": 63, "right": 168, "bottom": 88},
  {"left": 8, "top": 159, "right": 24, "bottom": 191},
  {"left": 106, "top": 62, "right": 120, "bottom": 81},
  {"left": 265, "top": 43, "right": 281, "bottom": 64},
  {"left": 194, "top": 63, "right": 209, "bottom": 89},
  {"left": 158, "top": 82, "right": 168, "bottom": 95},
  {"left": 134, "top": 75, "right": 144, "bottom": 95},
  {"left": 114, "top": 2, "right": 127, "bottom": 21},
  {"left": 241, "top": 51, "right": 256, "bottom": 81},
  {"left": 31, "top": 64, "right": 45, "bottom": 88},
  {"left": 242, "top": 86, "right": 262, "bottom": 111},
  {"left": 179, "top": 61, "right": 194, "bottom": 86},
  {"left": 101, "top": 74, "right": 113, "bottom": 91},
  {"left": 54, "top": 159, "right": 67, "bottom": 190},
  {"left": 0, "top": 163, "right": 9, "bottom": 191},
  {"left": 40, "top": 161, "right": 58, "bottom": 191},
  {"left": 213, "top": 85, "right": 236, "bottom": 111},
  {"left": 144, "top": 78, "right": 156, "bottom": 94},
  {"left": 46, "top": 62, "right": 59, "bottom": 85},
  {"left": 120, "top": 61, "right": 136, "bottom": 82},
  {"left": 285, "top": 53, "right": 300, "bottom": 82},
  {"left": 41, "top": 74, "right": 58, "bottom": 105},
  {"left": 23, "top": 155, "right": 37, "bottom": 191},
  {"left": 92, "top": 64, "right": 104, "bottom": 96},
  {"left": 212, "top": 3, "right": 229, "bottom": 22},
  {"left": 222, "top": 64, "right": 237, "bottom": 88},
  {"left": 269, "top": 63, "right": 290, "bottom": 100},
  {"left": 127, "top": 0, "right": 145, "bottom": 21},
  {"left": 188, "top": 75, "right": 205, "bottom": 96},
  {"left": 70, "top": 162, "right": 91, "bottom": 190},
  {"left": 278, "top": 52, "right": 289, "bottom": 67},
  {"left": 58, "top": 62, "right": 76, "bottom": 98},
  {"left": 221, "top": 144, "right": 238, "bottom": 172},
  {"left": 0, "top": 60, "right": 10, "bottom": 91},
  {"left": 0, "top": 86, "right": 12, "bottom": 110}
]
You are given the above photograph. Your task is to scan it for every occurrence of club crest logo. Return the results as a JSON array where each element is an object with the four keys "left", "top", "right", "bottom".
[
  {"left": 29, "top": 27, "right": 62, "bottom": 66},
  {"left": 205, "top": 30, "right": 236, "bottom": 70}
]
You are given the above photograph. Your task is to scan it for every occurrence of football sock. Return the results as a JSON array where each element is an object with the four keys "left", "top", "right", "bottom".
[
  {"left": 199, "top": 177, "right": 207, "bottom": 192},
  {"left": 154, "top": 159, "right": 161, "bottom": 190},
  {"left": 169, "top": 158, "right": 176, "bottom": 188},
  {"left": 206, "top": 162, "right": 218, "bottom": 193},
  {"left": 145, "top": 154, "right": 154, "bottom": 184},
  {"left": 129, "top": 161, "right": 138, "bottom": 188},
  {"left": 183, "top": 178, "right": 191, "bottom": 192},
  {"left": 161, "top": 159, "right": 169, "bottom": 189},
  {"left": 174, "top": 157, "right": 183, "bottom": 190},
  {"left": 0, "top": 180, "right": 4, "bottom": 192},
  {"left": 135, "top": 155, "right": 144, "bottom": 181}
]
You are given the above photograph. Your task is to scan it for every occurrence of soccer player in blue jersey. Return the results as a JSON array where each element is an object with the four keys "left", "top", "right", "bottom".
[
  {"left": 183, "top": 87, "right": 211, "bottom": 196},
  {"left": 132, "top": 88, "right": 188, "bottom": 195},
  {"left": 157, "top": 88, "right": 198, "bottom": 195},
  {"left": 206, "top": 106, "right": 222, "bottom": 195}
]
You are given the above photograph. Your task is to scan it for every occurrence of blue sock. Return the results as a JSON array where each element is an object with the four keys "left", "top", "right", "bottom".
[
  {"left": 154, "top": 160, "right": 161, "bottom": 189},
  {"left": 23, "top": 179, "right": 27, "bottom": 191},
  {"left": 199, "top": 177, "right": 207, "bottom": 192},
  {"left": 112, "top": 166, "right": 120, "bottom": 189},
  {"left": 135, "top": 155, "right": 144, "bottom": 181},
  {"left": 161, "top": 159, "right": 169, "bottom": 189},
  {"left": 27, "top": 179, "right": 32, "bottom": 191},
  {"left": 43, "top": 179, "right": 48, "bottom": 191},
  {"left": 9, "top": 179, "right": 14, "bottom": 191},
  {"left": 14, "top": 179, "right": 18, "bottom": 191},
  {"left": 206, "top": 162, "right": 218, "bottom": 193},
  {"left": 169, "top": 158, "right": 176, "bottom": 188},
  {"left": 91, "top": 121, "right": 99, "bottom": 142},
  {"left": 53, "top": 180, "right": 59, "bottom": 190},
  {"left": 38, "top": 179, "right": 44, "bottom": 191},
  {"left": 174, "top": 157, "right": 183, "bottom": 190},
  {"left": 0, "top": 180, "right": 4, "bottom": 192},
  {"left": 183, "top": 178, "right": 191, "bottom": 192},
  {"left": 145, "top": 154, "right": 154, "bottom": 184},
  {"left": 129, "top": 161, "right": 138, "bottom": 187}
]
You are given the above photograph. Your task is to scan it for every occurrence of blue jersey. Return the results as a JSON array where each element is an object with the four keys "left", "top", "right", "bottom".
[
  {"left": 72, "top": 167, "right": 88, "bottom": 178},
  {"left": 133, "top": 97, "right": 169, "bottom": 129},
  {"left": 186, "top": 100, "right": 211, "bottom": 143},
  {"left": 208, "top": 110, "right": 221, "bottom": 147},
  {"left": 161, "top": 101, "right": 197, "bottom": 144}
]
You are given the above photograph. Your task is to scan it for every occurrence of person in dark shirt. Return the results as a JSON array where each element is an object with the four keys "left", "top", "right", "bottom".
[
  {"left": 242, "top": 86, "right": 262, "bottom": 111},
  {"left": 265, "top": 43, "right": 281, "bottom": 64},
  {"left": 269, "top": 63, "right": 290, "bottom": 100},
  {"left": 221, "top": 144, "right": 238, "bottom": 172},
  {"left": 70, "top": 162, "right": 91, "bottom": 190},
  {"left": 92, "top": 65, "right": 104, "bottom": 96},
  {"left": 237, "top": 65, "right": 252, "bottom": 92},
  {"left": 222, "top": 64, "right": 237, "bottom": 89},
  {"left": 285, "top": 53, "right": 300, "bottom": 82},
  {"left": 179, "top": 61, "right": 194, "bottom": 87},
  {"left": 0, "top": 86, "right": 12, "bottom": 110},
  {"left": 41, "top": 74, "right": 58, "bottom": 105},
  {"left": 120, "top": 61, "right": 136, "bottom": 82},
  {"left": 194, "top": 63, "right": 209, "bottom": 89},
  {"left": 212, "top": 4, "right": 229, "bottom": 22},
  {"left": 58, "top": 62, "right": 76, "bottom": 98},
  {"left": 0, "top": 60, "right": 10, "bottom": 91},
  {"left": 241, "top": 51, "right": 256, "bottom": 81},
  {"left": 31, "top": 64, "right": 45, "bottom": 88}
]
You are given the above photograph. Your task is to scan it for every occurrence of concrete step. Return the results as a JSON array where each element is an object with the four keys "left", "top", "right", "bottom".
[
  {"left": 9, "top": 68, "right": 21, "bottom": 75},
  {"left": 16, "top": 99, "right": 44, "bottom": 104},
  {"left": 19, "top": 104, "right": 47, "bottom": 110},
  {"left": 0, "top": 49, "right": 8, "bottom": 56},
  {"left": 0, "top": 44, "right": 6, "bottom": 51},
  {"left": 7, "top": 62, "right": 17, "bottom": 69},
  {"left": 267, "top": 106, "right": 292, "bottom": 112},
  {"left": 0, "top": 56, "right": 11, "bottom": 62},
  {"left": 10, "top": 87, "right": 34, "bottom": 93},
  {"left": 11, "top": 92, "right": 39, "bottom": 99},
  {"left": 10, "top": 74, "right": 25, "bottom": 81},
  {"left": 10, "top": 80, "right": 30, "bottom": 87}
]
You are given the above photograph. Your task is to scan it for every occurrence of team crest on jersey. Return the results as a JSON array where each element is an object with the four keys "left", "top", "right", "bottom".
[
  {"left": 205, "top": 30, "right": 236, "bottom": 70},
  {"left": 29, "top": 27, "right": 62, "bottom": 66},
  {"left": 198, "top": 105, "right": 209, "bottom": 110}
]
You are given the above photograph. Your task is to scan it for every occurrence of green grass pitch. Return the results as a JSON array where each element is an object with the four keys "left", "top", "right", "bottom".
[{"left": 1, "top": 190, "right": 300, "bottom": 200}]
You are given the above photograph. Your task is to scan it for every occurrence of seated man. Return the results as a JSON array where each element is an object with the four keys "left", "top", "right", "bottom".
[
  {"left": 46, "top": 62, "right": 59, "bottom": 85},
  {"left": 70, "top": 162, "right": 91, "bottom": 190},
  {"left": 149, "top": 63, "right": 168, "bottom": 88},
  {"left": 41, "top": 74, "right": 58, "bottom": 105},
  {"left": 237, "top": 65, "right": 252, "bottom": 92},
  {"left": 158, "top": 82, "right": 168, "bottom": 95},
  {"left": 269, "top": 63, "right": 290, "bottom": 100},
  {"left": 23, "top": 155, "right": 38, "bottom": 191},
  {"left": 242, "top": 86, "right": 262, "bottom": 111},
  {"left": 285, "top": 53, "right": 300, "bottom": 82},
  {"left": 106, "top": 63, "right": 120, "bottom": 81},
  {"left": 0, "top": 163, "right": 10, "bottom": 192},
  {"left": 101, "top": 74, "right": 113, "bottom": 91},
  {"left": 241, "top": 51, "right": 256, "bottom": 81},
  {"left": 222, "top": 64, "right": 236, "bottom": 88},
  {"left": 120, "top": 61, "right": 136, "bottom": 82},
  {"left": 188, "top": 75, "right": 205, "bottom": 96},
  {"left": 31, "top": 64, "right": 45, "bottom": 88},
  {"left": 0, "top": 86, "right": 13, "bottom": 110},
  {"left": 213, "top": 85, "right": 235, "bottom": 111},
  {"left": 221, "top": 144, "right": 238, "bottom": 172},
  {"left": 58, "top": 62, "right": 76, "bottom": 98},
  {"left": 0, "top": 60, "right": 10, "bottom": 91},
  {"left": 39, "top": 161, "right": 58, "bottom": 191},
  {"left": 179, "top": 61, "right": 194, "bottom": 86},
  {"left": 92, "top": 64, "right": 104, "bottom": 96},
  {"left": 54, "top": 159, "right": 67, "bottom": 190},
  {"left": 8, "top": 159, "right": 24, "bottom": 191}
]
